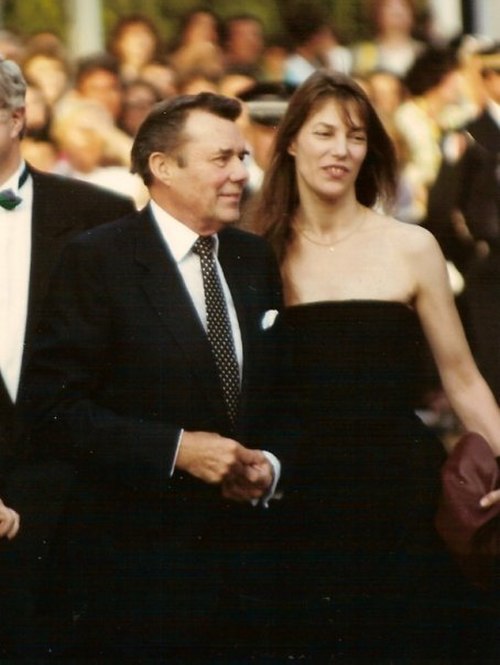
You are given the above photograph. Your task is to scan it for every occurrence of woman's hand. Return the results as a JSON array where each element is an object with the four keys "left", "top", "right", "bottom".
[{"left": 480, "top": 489, "right": 500, "bottom": 509}]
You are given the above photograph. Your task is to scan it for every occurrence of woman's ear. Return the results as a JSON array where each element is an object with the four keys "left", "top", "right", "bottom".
[{"left": 287, "top": 139, "right": 296, "bottom": 157}]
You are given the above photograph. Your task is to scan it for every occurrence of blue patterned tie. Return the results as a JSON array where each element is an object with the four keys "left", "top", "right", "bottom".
[{"left": 192, "top": 235, "right": 240, "bottom": 425}]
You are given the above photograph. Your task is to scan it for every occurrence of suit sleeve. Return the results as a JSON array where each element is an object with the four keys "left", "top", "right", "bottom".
[{"left": 20, "top": 237, "right": 180, "bottom": 497}]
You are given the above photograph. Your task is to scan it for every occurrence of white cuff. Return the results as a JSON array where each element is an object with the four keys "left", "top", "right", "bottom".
[
  {"left": 252, "top": 450, "right": 281, "bottom": 508},
  {"left": 169, "top": 428, "right": 184, "bottom": 477}
]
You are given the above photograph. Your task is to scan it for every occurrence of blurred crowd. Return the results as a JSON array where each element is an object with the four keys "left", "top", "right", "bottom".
[{"left": 2, "top": 0, "right": 500, "bottom": 429}]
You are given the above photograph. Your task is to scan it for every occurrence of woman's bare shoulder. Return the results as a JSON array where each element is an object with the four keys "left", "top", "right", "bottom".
[{"left": 371, "top": 211, "right": 439, "bottom": 254}]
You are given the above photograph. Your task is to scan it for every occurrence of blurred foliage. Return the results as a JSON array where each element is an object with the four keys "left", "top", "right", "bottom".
[
  {"left": 1, "top": 0, "right": 432, "bottom": 50},
  {"left": 2, "top": 0, "right": 66, "bottom": 39}
]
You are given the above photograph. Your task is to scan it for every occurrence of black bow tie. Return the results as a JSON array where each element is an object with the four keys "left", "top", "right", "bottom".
[{"left": 0, "top": 166, "right": 29, "bottom": 210}]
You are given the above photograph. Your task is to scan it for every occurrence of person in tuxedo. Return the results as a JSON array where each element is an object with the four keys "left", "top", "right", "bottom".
[
  {"left": 455, "top": 44, "right": 500, "bottom": 402},
  {"left": 0, "top": 56, "right": 135, "bottom": 656},
  {"left": 21, "top": 91, "right": 282, "bottom": 661}
]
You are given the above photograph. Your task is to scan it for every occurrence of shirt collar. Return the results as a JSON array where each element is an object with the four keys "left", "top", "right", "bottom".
[
  {"left": 486, "top": 99, "right": 500, "bottom": 127},
  {"left": 0, "top": 160, "right": 27, "bottom": 194},
  {"left": 150, "top": 199, "right": 220, "bottom": 263}
]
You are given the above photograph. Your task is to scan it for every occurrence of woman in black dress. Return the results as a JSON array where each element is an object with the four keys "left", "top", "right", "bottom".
[{"left": 248, "top": 69, "right": 500, "bottom": 661}]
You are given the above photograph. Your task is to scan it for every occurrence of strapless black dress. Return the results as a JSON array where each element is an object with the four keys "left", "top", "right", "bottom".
[{"left": 255, "top": 301, "right": 459, "bottom": 657}]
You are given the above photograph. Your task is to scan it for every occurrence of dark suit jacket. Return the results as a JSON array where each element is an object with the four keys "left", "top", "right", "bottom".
[
  {"left": 456, "top": 112, "right": 500, "bottom": 400},
  {"left": 21, "top": 207, "right": 282, "bottom": 647},
  {"left": 0, "top": 165, "right": 135, "bottom": 476},
  {"left": 460, "top": 111, "right": 500, "bottom": 243},
  {"left": 0, "top": 166, "right": 135, "bottom": 656}
]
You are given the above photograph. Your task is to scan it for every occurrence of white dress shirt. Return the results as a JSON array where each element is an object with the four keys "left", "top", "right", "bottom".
[
  {"left": 0, "top": 162, "right": 32, "bottom": 401},
  {"left": 149, "top": 201, "right": 280, "bottom": 501},
  {"left": 151, "top": 200, "right": 243, "bottom": 378},
  {"left": 486, "top": 98, "right": 500, "bottom": 129}
]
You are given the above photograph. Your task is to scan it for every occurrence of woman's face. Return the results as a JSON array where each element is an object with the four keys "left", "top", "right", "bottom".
[
  {"left": 117, "top": 24, "right": 157, "bottom": 65},
  {"left": 287, "top": 99, "right": 368, "bottom": 202}
]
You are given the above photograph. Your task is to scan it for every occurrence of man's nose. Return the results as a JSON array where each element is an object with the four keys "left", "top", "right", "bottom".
[{"left": 231, "top": 157, "right": 248, "bottom": 183}]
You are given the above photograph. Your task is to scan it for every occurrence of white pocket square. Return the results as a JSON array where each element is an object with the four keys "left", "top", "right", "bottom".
[{"left": 261, "top": 309, "right": 279, "bottom": 330}]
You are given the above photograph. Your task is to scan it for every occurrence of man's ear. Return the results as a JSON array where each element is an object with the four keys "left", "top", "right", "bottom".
[{"left": 149, "top": 151, "right": 172, "bottom": 185}]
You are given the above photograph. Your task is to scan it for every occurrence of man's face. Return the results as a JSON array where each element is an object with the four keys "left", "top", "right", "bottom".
[{"left": 163, "top": 110, "right": 248, "bottom": 234}]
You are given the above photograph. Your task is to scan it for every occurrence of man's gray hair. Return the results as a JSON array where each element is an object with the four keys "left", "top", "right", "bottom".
[{"left": 0, "top": 57, "right": 26, "bottom": 109}]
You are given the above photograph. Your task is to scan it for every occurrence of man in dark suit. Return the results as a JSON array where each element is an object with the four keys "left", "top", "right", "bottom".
[
  {"left": 22, "top": 92, "right": 282, "bottom": 660},
  {"left": 456, "top": 45, "right": 500, "bottom": 401},
  {"left": 0, "top": 57, "right": 135, "bottom": 656}
]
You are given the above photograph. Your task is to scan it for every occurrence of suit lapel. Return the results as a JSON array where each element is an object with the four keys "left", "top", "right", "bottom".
[
  {"left": 23, "top": 169, "right": 76, "bottom": 373},
  {"left": 134, "top": 211, "right": 228, "bottom": 423}
]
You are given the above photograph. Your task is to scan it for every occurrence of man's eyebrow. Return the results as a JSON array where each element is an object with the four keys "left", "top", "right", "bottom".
[{"left": 214, "top": 147, "right": 250, "bottom": 158}]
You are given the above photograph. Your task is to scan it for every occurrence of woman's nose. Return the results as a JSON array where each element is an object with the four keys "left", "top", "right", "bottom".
[{"left": 330, "top": 133, "right": 348, "bottom": 157}]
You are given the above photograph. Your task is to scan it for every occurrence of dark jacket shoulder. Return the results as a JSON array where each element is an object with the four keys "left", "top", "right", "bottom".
[{"left": 29, "top": 165, "right": 136, "bottom": 221}]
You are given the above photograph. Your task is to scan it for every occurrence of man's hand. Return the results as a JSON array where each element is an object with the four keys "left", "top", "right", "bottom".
[
  {"left": 0, "top": 499, "right": 20, "bottom": 540},
  {"left": 222, "top": 459, "right": 274, "bottom": 502},
  {"left": 176, "top": 431, "right": 268, "bottom": 486}
]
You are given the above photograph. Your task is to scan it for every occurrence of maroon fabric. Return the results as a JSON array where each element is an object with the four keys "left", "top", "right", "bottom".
[{"left": 435, "top": 432, "right": 500, "bottom": 588}]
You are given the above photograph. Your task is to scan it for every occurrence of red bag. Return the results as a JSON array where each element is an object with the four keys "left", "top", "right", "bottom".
[{"left": 435, "top": 432, "right": 500, "bottom": 589}]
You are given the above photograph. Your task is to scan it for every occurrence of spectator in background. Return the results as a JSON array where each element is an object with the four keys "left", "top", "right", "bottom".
[
  {"left": 53, "top": 51, "right": 136, "bottom": 172},
  {"left": 176, "top": 69, "right": 221, "bottom": 95},
  {"left": 218, "top": 70, "right": 256, "bottom": 99},
  {"left": 393, "top": 46, "right": 468, "bottom": 231},
  {"left": 366, "top": 68, "right": 408, "bottom": 122},
  {"left": 282, "top": 3, "right": 351, "bottom": 86},
  {"left": 51, "top": 97, "right": 148, "bottom": 208},
  {"left": 351, "top": 0, "right": 426, "bottom": 78},
  {"left": 21, "top": 83, "right": 59, "bottom": 172},
  {"left": 107, "top": 13, "right": 165, "bottom": 84},
  {"left": 168, "top": 7, "right": 224, "bottom": 82},
  {"left": 170, "top": 6, "right": 222, "bottom": 54},
  {"left": 71, "top": 52, "right": 123, "bottom": 122},
  {"left": 393, "top": 46, "right": 480, "bottom": 422},
  {"left": 222, "top": 14, "right": 266, "bottom": 79},
  {"left": 118, "top": 78, "right": 162, "bottom": 137},
  {"left": 24, "top": 83, "right": 52, "bottom": 137},
  {"left": 21, "top": 40, "right": 72, "bottom": 109},
  {"left": 453, "top": 44, "right": 500, "bottom": 402},
  {"left": 139, "top": 57, "right": 179, "bottom": 98},
  {"left": 236, "top": 81, "right": 294, "bottom": 226},
  {"left": 260, "top": 35, "right": 289, "bottom": 82},
  {"left": 0, "top": 30, "right": 25, "bottom": 64}
]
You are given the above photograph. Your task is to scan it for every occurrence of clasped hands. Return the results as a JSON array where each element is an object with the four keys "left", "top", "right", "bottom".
[{"left": 176, "top": 431, "right": 274, "bottom": 502}]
